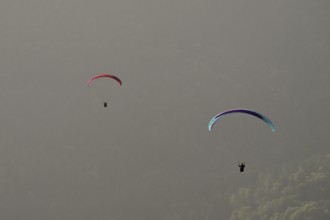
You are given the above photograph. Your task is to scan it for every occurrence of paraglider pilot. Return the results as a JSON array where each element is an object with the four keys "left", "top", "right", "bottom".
[
  {"left": 104, "top": 102, "right": 107, "bottom": 107},
  {"left": 238, "top": 162, "right": 245, "bottom": 172}
]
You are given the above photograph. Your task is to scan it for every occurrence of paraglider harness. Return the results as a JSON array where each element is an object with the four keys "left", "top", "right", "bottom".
[{"left": 238, "top": 162, "right": 245, "bottom": 172}]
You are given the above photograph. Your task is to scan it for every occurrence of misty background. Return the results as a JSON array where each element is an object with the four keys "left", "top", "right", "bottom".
[{"left": 0, "top": 0, "right": 329, "bottom": 219}]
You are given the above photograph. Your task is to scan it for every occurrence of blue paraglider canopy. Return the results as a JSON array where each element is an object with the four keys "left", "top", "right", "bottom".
[{"left": 208, "top": 109, "right": 275, "bottom": 132}]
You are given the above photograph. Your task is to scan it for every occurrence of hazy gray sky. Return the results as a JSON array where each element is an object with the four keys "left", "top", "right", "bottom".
[{"left": 0, "top": 0, "right": 329, "bottom": 219}]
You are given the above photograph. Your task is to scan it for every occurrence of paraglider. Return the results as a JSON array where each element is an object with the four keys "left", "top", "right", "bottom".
[
  {"left": 208, "top": 108, "right": 275, "bottom": 172},
  {"left": 87, "top": 74, "right": 122, "bottom": 107}
]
